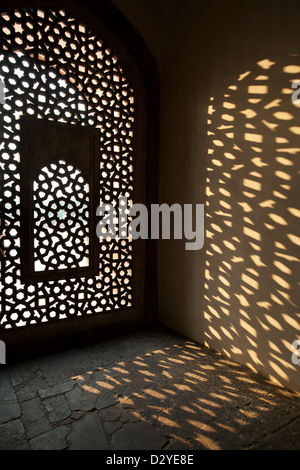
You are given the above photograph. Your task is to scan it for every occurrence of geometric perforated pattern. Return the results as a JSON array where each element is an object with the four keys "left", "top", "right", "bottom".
[
  {"left": 33, "top": 160, "right": 90, "bottom": 273},
  {"left": 0, "top": 7, "right": 134, "bottom": 329}
]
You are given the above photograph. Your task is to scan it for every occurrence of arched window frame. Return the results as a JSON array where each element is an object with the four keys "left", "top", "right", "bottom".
[{"left": 0, "top": 0, "right": 159, "bottom": 359}]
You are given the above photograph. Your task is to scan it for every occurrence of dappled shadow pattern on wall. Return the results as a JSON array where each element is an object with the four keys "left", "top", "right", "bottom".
[{"left": 205, "top": 56, "right": 300, "bottom": 390}]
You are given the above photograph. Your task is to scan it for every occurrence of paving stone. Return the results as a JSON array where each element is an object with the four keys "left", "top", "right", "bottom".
[
  {"left": 188, "top": 435, "right": 221, "bottom": 450},
  {"left": 121, "top": 409, "right": 142, "bottom": 423},
  {"left": 29, "top": 426, "right": 69, "bottom": 450},
  {"left": 118, "top": 395, "right": 135, "bottom": 408},
  {"left": 0, "top": 419, "right": 29, "bottom": 450},
  {"left": 20, "top": 397, "right": 51, "bottom": 439},
  {"left": 44, "top": 395, "right": 71, "bottom": 424},
  {"left": 38, "top": 349, "right": 96, "bottom": 386},
  {"left": 111, "top": 421, "right": 167, "bottom": 450},
  {"left": 139, "top": 406, "right": 163, "bottom": 426},
  {"left": 103, "top": 420, "right": 123, "bottom": 435},
  {"left": 68, "top": 413, "right": 110, "bottom": 450},
  {"left": 210, "top": 406, "right": 300, "bottom": 450},
  {"left": 249, "top": 416, "right": 300, "bottom": 450},
  {"left": 2, "top": 329, "right": 300, "bottom": 450},
  {"left": 99, "top": 402, "right": 123, "bottom": 422},
  {"left": 164, "top": 437, "right": 189, "bottom": 450},
  {"left": 38, "top": 380, "right": 75, "bottom": 399},
  {"left": 9, "top": 361, "right": 41, "bottom": 387},
  {"left": 0, "top": 371, "right": 21, "bottom": 424},
  {"left": 95, "top": 391, "right": 119, "bottom": 410},
  {"left": 15, "top": 376, "right": 49, "bottom": 402},
  {"left": 71, "top": 410, "right": 85, "bottom": 421},
  {"left": 66, "top": 385, "right": 96, "bottom": 412}
]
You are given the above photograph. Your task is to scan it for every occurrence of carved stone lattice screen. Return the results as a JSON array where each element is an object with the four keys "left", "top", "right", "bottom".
[
  {"left": 0, "top": 6, "right": 136, "bottom": 329},
  {"left": 20, "top": 116, "right": 101, "bottom": 283},
  {"left": 33, "top": 160, "right": 90, "bottom": 274}
]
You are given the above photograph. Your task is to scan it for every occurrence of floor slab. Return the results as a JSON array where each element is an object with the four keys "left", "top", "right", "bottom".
[{"left": 0, "top": 327, "right": 300, "bottom": 450}]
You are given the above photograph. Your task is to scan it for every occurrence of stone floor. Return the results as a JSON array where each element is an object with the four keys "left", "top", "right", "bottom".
[{"left": 0, "top": 326, "right": 300, "bottom": 450}]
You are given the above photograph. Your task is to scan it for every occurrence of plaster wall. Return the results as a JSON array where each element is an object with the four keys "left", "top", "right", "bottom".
[{"left": 112, "top": 0, "right": 300, "bottom": 393}]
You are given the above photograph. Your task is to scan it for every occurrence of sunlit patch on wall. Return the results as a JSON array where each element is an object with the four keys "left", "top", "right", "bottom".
[{"left": 205, "top": 55, "right": 300, "bottom": 389}]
